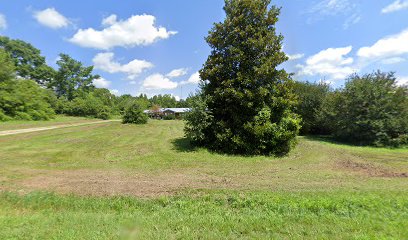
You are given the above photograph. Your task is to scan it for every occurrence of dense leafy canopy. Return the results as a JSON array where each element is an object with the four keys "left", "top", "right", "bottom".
[
  {"left": 53, "top": 54, "right": 99, "bottom": 101},
  {"left": 0, "top": 36, "right": 55, "bottom": 86},
  {"left": 329, "top": 72, "right": 408, "bottom": 146},
  {"left": 185, "top": 0, "right": 300, "bottom": 155},
  {"left": 122, "top": 101, "right": 148, "bottom": 124}
]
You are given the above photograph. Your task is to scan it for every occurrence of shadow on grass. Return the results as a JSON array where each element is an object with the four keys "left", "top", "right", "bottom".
[
  {"left": 302, "top": 135, "right": 369, "bottom": 148},
  {"left": 171, "top": 137, "right": 198, "bottom": 152}
]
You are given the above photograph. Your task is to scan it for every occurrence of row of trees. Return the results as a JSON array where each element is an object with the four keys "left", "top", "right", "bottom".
[{"left": 0, "top": 36, "right": 194, "bottom": 121}]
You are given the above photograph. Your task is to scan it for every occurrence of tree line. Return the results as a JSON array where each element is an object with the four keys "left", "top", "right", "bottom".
[{"left": 0, "top": 36, "right": 194, "bottom": 121}]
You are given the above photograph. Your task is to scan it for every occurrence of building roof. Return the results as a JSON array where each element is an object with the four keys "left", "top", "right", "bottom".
[{"left": 162, "top": 108, "right": 191, "bottom": 113}]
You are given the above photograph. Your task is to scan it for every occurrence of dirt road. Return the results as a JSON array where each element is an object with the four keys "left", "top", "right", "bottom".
[{"left": 0, "top": 120, "right": 120, "bottom": 136}]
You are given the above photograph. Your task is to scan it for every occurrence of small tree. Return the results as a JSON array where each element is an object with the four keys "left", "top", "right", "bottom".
[{"left": 122, "top": 102, "right": 148, "bottom": 124}]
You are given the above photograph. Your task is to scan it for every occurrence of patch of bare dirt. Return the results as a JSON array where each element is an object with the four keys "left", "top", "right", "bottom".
[
  {"left": 338, "top": 160, "right": 408, "bottom": 178},
  {"left": 16, "top": 169, "right": 241, "bottom": 197}
]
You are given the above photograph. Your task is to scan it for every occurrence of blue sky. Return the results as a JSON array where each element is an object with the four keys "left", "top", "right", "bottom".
[{"left": 0, "top": 0, "right": 407, "bottom": 98}]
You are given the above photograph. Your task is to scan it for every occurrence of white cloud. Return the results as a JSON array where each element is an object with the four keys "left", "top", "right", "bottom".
[
  {"left": 287, "top": 53, "right": 304, "bottom": 61},
  {"left": 0, "top": 14, "right": 7, "bottom": 30},
  {"left": 93, "top": 77, "right": 111, "bottom": 88},
  {"left": 381, "top": 57, "right": 406, "bottom": 65},
  {"left": 343, "top": 13, "right": 361, "bottom": 30},
  {"left": 166, "top": 68, "right": 188, "bottom": 78},
  {"left": 396, "top": 76, "right": 408, "bottom": 86},
  {"left": 306, "top": 0, "right": 361, "bottom": 29},
  {"left": 180, "top": 72, "right": 201, "bottom": 85},
  {"left": 33, "top": 8, "right": 70, "bottom": 29},
  {"left": 102, "top": 14, "right": 117, "bottom": 26},
  {"left": 142, "top": 73, "right": 178, "bottom": 90},
  {"left": 110, "top": 89, "right": 120, "bottom": 96},
  {"left": 357, "top": 29, "right": 408, "bottom": 61},
  {"left": 69, "top": 14, "right": 177, "bottom": 49},
  {"left": 381, "top": 0, "right": 408, "bottom": 14},
  {"left": 93, "top": 52, "right": 153, "bottom": 79},
  {"left": 297, "top": 46, "right": 357, "bottom": 80}
]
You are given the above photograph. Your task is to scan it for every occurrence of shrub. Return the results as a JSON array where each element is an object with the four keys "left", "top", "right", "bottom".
[
  {"left": 330, "top": 71, "right": 408, "bottom": 147},
  {"left": 163, "top": 114, "right": 176, "bottom": 120},
  {"left": 184, "top": 94, "right": 213, "bottom": 146},
  {"left": 122, "top": 102, "right": 148, "bottom": 124},
  {"left": 0, "top": 79, "right": 55, "bottom": 121},
  {"left": 293, "top": 81, "right": 331, "bottom": 135}
]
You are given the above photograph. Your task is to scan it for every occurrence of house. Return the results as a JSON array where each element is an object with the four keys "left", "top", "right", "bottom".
[
  {"left": 162, "top": 108, "right": 190, "bottom": 119},
  {"left": 144, "top": 108, "right": 191, "bottom": 119}
]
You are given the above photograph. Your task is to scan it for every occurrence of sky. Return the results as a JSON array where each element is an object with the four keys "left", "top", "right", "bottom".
[{"left": 0, "top": 0, "right": 407, "bottom": 99}]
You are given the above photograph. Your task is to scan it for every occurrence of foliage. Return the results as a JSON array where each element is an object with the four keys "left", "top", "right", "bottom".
[
  {"left": 122, "top": 101, "right": 148, "bottom": 124},
  {"left": 163, "top": 114, "right": 176, "bottom": 120},
  {"left": 187, "top": 0, "right": 300, "bottom": 155},
  {"left": 57, "top": 91, "right": 113, "bottom": 120},
  {"left": 328, "top": 71, "right": 408, "bottom": 147},
  {"left": 52, "top": 54, "right": 99, "bottom": 101},
  {"left": 0, "top": 49, "right": 15, "bottom": 82},
  {"left": 184, "top": 93, "right": 213, "bottom": 144},
  {"left": 0, "top": 79, "right": 55, "bottom": 121},
  {"left": 293, "top": 81, "right": 331, "bottom": 135},
  {"left": 0, "top": 36, "right": 55, "bottom": 86}
]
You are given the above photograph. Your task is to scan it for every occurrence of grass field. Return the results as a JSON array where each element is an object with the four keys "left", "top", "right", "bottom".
[
  {"left": 0, "top": 119, "right": 407, "bottom": 239},
  {"left": 0, "top": 115, "right": 103, "bottom": 131}
]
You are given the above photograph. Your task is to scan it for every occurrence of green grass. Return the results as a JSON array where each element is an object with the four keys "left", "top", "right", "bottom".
[
  {"left": 0, "top": 115, "right": 101, "bottom": 131},
  {"left": 0, "top": 120, "right": 407, "bottom": 239}
]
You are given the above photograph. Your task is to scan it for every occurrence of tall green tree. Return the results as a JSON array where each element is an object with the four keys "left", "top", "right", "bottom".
[
  {"left": 0, "top": 36, "right": 55, "bottom": 86},
  {"left": 53, "top": 54, "right": 99, "bottom": 101},
  {"left": 186, "top": 0, "right": 300, "bottom": 155}
]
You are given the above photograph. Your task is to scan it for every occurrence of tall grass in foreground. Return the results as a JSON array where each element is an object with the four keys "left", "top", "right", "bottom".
[{"left": 1, "top": 191, "right": 407, "bottom": 239}]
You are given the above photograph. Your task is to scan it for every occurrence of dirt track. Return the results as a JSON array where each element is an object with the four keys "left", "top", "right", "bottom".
[{"left": 0, "top": 120, "right": 119, "bottom": 136}]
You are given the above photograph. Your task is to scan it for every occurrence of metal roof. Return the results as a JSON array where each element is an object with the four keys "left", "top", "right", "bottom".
[{"left": 162, "top": 108, "right": 191, "bottom": 113}]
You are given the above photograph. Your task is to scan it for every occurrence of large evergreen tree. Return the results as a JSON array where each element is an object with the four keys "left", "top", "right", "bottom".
[{"left": 186, "top": 0, "right": 300, "bottom": 155}]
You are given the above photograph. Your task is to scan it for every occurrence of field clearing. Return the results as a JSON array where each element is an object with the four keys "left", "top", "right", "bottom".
[{"left": 0, "top": 119, "right": 407, "bottom": 239}]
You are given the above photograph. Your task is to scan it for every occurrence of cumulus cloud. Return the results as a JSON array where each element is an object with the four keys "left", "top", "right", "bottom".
[
  {"left": 381, "top": 0, "right": 408, "bottom": 14},
  {"left": 142, "top": 73, "right": 178, "bottom": 90},
  {"left": 0, "top": 14, "right": 7, "bottom": 30},
  {"left": 381, "top": 57, "right": 406, "bottom": 65},
  {"left": 110, "top": 89, "right": 120, "bottom": 96},
  {"left": 180, "top": 72, "right": 201, "bottom": 85},
  {"left": 297, "top": 46, "right": 357, "bottom": 81},
  {"left": 92, "top": 52, "right": 153, "bottom": 79},
  {"left": 396, "top": 76, "right": 408, "bottom": 86},
  {"left": 33, "top": 8, "right": 70, "bottom": 29},
  {"left": 166, "top": 68, "right": 188, "bottom": 78},
  {"left": 287, "top": 53, "right": 304, "bottom": 61},
  {"left": 93, "top": 77, "right": 111, "bottom": 88},
  {"left": 357, "top": 29, "right": 408, "bottom": 61},
  {"left": 69, "top": 14, "right": 177, "bottom": 49}
]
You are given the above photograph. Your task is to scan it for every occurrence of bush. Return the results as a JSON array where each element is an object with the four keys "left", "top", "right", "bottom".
[
  {"left": 122, "top": 102, "right": 148, "bottom": 124},
  {"left": 184, "top": 94, "right": 213, "bottom": 145},
  {"left": 330, "top": 71, "right": 408, "bottom": 147},
  {"left": 293, "top": 81, "right": 331, "bottom": 135},
  {"left": 0, "top": 79, "right": 55, "bottom": 121},
  {"left": 163, "top": 114, "right": 176, "bottom": 120}
]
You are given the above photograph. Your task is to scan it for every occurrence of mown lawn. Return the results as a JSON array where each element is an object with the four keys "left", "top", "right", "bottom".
[
  {"left": 0, "top": 119, "right": 407, "bottom": 239},
  {"left": 0, "top": 115, "right": 102, "bottom": 131}
]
